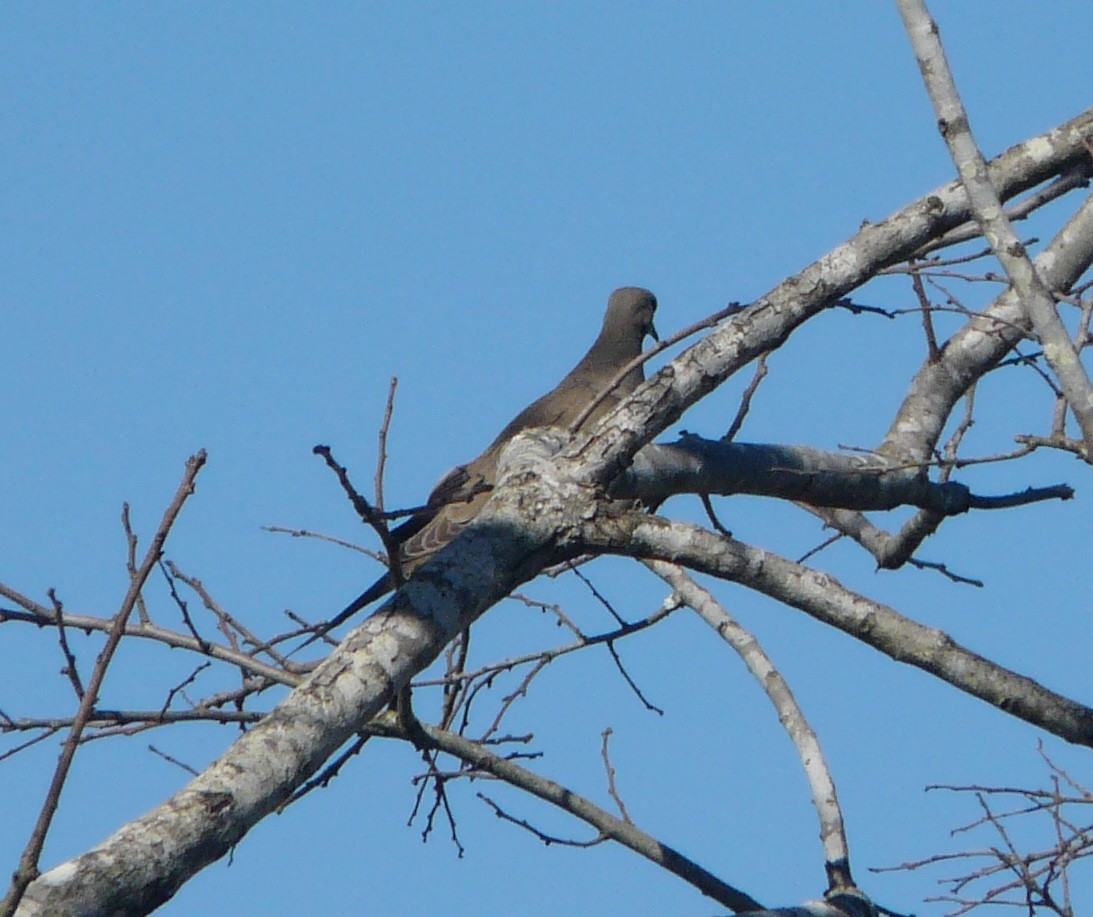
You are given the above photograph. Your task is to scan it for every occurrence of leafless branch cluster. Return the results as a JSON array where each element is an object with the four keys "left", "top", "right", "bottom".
[
  {"left": 1, "top": 463, "right": 730, "bottom": 907},
  {"left": 875, "top": 745, "right": 1091, "bottom": 916},
  {"left": 2, "top": 4, "right": 1092, "bottom": 915}
]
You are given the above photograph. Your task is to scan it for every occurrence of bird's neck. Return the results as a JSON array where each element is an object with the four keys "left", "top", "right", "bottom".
[
  {"left": 571, "top": 331, "right": 645, "bottom": 392},
  {"left": 587, "top": 327, "right": 644, "bottom": 366}
]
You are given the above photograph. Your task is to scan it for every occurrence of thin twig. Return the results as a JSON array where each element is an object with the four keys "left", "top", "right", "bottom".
[
  {"left": 48, "top": 590, "right": 84, "bottom": 701},
  {"left": 312, "top": 444, "right": 404, "bottom": 585},
  {"left": 122, "top": 503, "right": 151, "bottom": 625},
  {"left": 261, "top": 525, "right": 386, "bottom": 563},
  {"left": 375, "top": 376, "right": 398, "bottom": 512},
  {"left": 724, "top": 352, "right": 769, "bottom": 441},
  {"left": 600, "top": 728, "right": 633, "bottom": 824},
  {"left": 147, "top": 745, "right": 200, "bottom": 776},
  {"left": 908, "top": 261, "right": 941, "bottom": 361}
]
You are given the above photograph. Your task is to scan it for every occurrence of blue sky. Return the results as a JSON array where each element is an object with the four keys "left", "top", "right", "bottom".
[{"left": 2, "top": 4, "right": 1091, "bottom": 914}]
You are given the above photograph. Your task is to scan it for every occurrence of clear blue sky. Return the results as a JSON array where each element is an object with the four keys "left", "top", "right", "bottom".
[{"left": 2, "top": 4, "right": 1091, "bottom": 914}]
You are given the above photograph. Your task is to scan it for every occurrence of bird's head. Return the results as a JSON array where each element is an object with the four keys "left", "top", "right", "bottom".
[{"left": 605, "top": 286, "right": 659, "bottom": 348}]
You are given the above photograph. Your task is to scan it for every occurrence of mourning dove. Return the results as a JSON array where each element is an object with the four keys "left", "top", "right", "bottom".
[{"left": 338, "top": 286, "right": 659, "bottom": 616}]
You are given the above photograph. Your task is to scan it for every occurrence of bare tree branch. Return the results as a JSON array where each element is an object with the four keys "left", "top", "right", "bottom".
[
  {"left": 650, "top": 562, "right": 855, "bottom": 896},
  {"left": 601, "top": 516, "right": 1093, "bottom": 747},
  {"left": 810, "top": 195, "right": 1093, "bottom": 569},
  {"left": 615, "top": 439, "right": 1071, "bottom": 515},
  {"left": 897, "top": 0, "right": 1093, "bottom": 456}
]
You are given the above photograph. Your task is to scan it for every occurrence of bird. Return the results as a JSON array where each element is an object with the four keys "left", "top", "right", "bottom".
[{"left": 335, "top": 286, "right": 659, "bottom": 621}]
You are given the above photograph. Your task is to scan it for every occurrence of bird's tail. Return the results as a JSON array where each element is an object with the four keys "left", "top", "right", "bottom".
[{"left": 324, "top": 572, "right": 394, "bottom": 635}]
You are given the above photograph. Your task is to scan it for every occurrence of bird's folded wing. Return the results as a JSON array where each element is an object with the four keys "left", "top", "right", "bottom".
[{"left": 337, "top": 286, "right": 658, "bottom": 614}]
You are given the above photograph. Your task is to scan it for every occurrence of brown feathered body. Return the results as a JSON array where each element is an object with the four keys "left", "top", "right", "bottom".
[{"left": 339, "top": 286, "right": 658, "bottom": 614}]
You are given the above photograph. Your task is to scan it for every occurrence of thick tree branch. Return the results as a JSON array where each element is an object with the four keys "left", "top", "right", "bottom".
[
  {"left": 649, "top": 562, "right": 855, "bottom": 896},
  {"left": 565, "top": 108, "right": 1093, "bottom": 490},
  {"left": 614, "top": 439, "right": 1069, "bottom": 514},
  {"left": 11, "top": 432, "right": 572, "bottom": 916},
  {"left": 592, "top": 516, "right": 1093, "bottom": 748},
  {"left": 911, "top": 166, "right": 1092, "bottom": 258}
]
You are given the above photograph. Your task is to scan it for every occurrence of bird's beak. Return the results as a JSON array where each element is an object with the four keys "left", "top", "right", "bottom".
[{"left": 647, "top": 321, "right": 659, "bottom": 343}]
